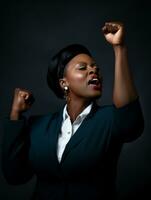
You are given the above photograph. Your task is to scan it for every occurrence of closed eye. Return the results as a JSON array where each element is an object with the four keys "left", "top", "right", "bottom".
[{"left": 79, "top": 65, "right": 87, "bottom": 70}]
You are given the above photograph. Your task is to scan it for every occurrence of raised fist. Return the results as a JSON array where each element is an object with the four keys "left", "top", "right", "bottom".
[
  {"left": 102, "top": 22, "right": 125, "bottom": 45},
  {"left": 10, "top": 88, "right": 35, "bottom": 120}
]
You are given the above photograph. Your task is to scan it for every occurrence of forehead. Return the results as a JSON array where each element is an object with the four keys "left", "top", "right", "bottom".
[{"left": 67, "top": 53, "right": 94, "bottom": 66}]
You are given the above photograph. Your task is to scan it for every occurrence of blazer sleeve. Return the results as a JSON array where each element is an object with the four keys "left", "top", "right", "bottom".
[
  {"left": 111, "top": 97, "right": 145, "bottom": 142},
  {"left": 1, "top": 117, "right": 34, "bottom": 185}
]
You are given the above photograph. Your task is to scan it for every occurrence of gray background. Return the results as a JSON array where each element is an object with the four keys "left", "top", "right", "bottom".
[{"left": 0, "top": 0, "right": 150, "bottom": 199}]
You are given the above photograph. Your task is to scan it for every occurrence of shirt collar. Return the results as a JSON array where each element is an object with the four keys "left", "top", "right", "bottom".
[{"left": 63, "top": 103, "right": 93, "bottom": 122}]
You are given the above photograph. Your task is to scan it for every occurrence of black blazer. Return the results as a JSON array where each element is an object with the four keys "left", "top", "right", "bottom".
[{"left": 1, "top": 98, "right": 144, "bottom": 200}]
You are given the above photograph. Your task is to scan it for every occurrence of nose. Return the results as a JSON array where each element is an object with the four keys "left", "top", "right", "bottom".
[{"left": 88, "top": 66, "right": 99, "bottom": 75}]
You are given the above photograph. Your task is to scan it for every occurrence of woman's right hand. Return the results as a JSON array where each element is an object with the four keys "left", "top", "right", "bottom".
[{"left": 10, "top": 88, "right": 35, "bottom": 120}]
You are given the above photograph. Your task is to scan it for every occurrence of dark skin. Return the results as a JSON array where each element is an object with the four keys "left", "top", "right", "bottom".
[
  {"left": 59, "top": 53, "right": 102, "bottom": 122},
  {"left": 102, "top": 22, "right": 138, "bottom": 106},
  {"left": 10, "top": 22, "right": 138, "bottom": 122}
]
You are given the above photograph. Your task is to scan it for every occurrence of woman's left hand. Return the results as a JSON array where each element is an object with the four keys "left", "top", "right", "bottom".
[{"left": 102, "top": 22, "right": 125, "bottom": 45}]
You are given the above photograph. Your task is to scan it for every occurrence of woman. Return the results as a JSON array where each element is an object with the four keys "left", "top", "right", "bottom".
[{"left": 2, "top": 22, "right": 144, "bottom": 200}]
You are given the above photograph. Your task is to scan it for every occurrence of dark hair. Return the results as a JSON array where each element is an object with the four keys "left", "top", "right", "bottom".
[{"left": 47, "top": 44, "right": 92, "bottom": 99}]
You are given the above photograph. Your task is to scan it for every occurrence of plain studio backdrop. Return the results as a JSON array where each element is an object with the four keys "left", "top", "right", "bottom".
[{"left": 0, "top": 0, "right": 150, "bottom": 199}]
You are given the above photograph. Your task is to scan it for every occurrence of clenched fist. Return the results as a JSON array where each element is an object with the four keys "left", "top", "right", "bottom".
[
  {"left": 10, "top": 88, "right": 35, "bottom": 120},
  {"left": 102, "top": 22, "right": 125, "bottom": 46}
]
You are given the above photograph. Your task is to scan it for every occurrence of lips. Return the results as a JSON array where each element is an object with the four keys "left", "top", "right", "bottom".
[
  {"left": 88, "top": 78, "right": 100, "bottom": 85},
  {"left": 88, "top": 75, "right": 101, "bottom": 85},
  {"left": 87, "top": 75, "right": 102, "bottom": 91}
]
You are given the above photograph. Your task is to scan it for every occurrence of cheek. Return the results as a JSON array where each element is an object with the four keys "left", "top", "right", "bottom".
[
  {"left": 68, "top": 72, "right": 86, "bottom": 87},
  {"left": 73, "top": 73, "right": 86, "bottom": 81}
]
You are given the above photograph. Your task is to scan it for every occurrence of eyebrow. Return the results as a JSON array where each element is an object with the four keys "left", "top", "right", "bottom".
[{"left": 76, "top": 61, "right": 97, "bottom": 66}]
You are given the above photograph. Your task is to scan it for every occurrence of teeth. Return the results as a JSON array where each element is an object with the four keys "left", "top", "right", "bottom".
[{"left": 88, "top": 78, "right": 99, "bottom": 85}]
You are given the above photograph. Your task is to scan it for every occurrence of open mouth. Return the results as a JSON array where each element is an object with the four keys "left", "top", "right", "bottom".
[
  {"left": 88, "top": 78, "right": 100, "bottom": 86},
  {"left": 87, "top": 77, "right": 102, "bottom": 91}
]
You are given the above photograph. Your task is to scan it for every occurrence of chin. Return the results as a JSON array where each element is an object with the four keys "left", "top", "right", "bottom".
[{"left": 87, "top": 92, "right": 102, "bottom": 100}]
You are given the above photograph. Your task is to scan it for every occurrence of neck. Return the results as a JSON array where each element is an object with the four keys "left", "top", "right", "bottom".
[{"left": 66, "top": 97, "right": 93, "bottom": 123}]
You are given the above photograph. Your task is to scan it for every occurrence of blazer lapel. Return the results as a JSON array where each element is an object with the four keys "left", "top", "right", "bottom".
[
  {"left": 47, "top": 109, "right": 63, "bottom": 168},
  {"left": 60, "top": 103, "right": 99, "bottom": 164}
]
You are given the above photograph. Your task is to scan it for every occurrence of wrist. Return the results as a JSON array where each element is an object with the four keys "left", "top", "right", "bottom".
[
  {"left": 113, "top": 43, "right": 126, "bottom": 48},
  {"left": 10, "top": 109, "right": 21, "bottom": 120},
  {"left": 113, "top": 44, "right": 127, "bottom": 54}
]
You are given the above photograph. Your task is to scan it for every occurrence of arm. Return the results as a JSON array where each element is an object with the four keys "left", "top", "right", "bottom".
[
  {"left": 102, "top": 22, "right": 138, "bottom": 108},
  {"left": 1, "top": 88, "right": 35, "bottom": 184},
  {"left": 2, "top": 118, "right": 34, "bottom": 185}
]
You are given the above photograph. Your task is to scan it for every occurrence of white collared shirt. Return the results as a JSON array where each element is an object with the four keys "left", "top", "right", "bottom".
[{"left": 57, "top": 103, "right": 93, "bottom": 162}]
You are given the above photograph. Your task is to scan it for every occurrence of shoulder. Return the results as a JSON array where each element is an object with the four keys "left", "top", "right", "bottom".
[
  {"left": 28, "top": 110, "right": 62, "bottom": 127},
  {"left": 93, "top": 97, "right": 142, "bottom": 120},
  {"left": 87, "top": 103, "right": 115, "bottom": 125},
  {"left": 97, "top": 97, "right": 141, "bottom": 113},
  {"left": 30, "top": 111, "right": 61, "bottom": 121},
  {"left": 94, "top": 104, "right": 114, "bottom": 117}
]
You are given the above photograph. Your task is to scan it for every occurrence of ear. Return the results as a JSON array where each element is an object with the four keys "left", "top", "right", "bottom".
[{"left": 59, "top": 78, "right": 68, "bottom": 90}]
